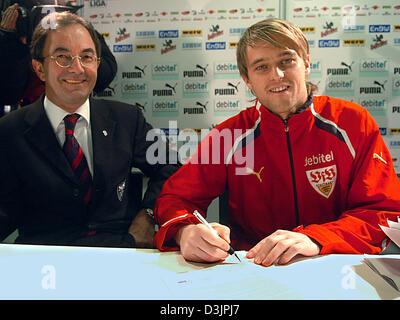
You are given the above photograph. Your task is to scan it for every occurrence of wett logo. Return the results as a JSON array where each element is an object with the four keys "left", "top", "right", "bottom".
[
  {"left": 115, "top": 28, "right": 130, "bottom": 43},
  {"left": 321, "top": 22, "right": 338, "bottom": 37},
  {"left": 208, "top": 25, "right": 223, "bottom": 40},
  {"left": 161, "top": 40, "right": 176, "bottom": 54},
  {"left": 370, "top": 35, "right": 388, "bottom": 50}
]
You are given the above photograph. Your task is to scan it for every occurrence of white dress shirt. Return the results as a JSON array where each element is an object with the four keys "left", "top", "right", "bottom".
[{"left": 43, "top": 96, "right": 94, "bottom": 176}]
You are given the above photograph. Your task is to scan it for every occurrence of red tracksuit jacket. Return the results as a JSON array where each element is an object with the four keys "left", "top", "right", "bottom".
[{"left": 154, "top": 95, "right": 400, "bottom": 254}]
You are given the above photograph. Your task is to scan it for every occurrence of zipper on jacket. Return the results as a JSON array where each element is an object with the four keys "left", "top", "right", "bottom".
[{"left": 283, "top": 119, "right": 300, "bottom": 226}]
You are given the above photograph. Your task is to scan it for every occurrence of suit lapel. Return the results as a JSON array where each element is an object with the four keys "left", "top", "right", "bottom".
[{"left": 23, "top": 98, "right": 78, "bottom": 184}]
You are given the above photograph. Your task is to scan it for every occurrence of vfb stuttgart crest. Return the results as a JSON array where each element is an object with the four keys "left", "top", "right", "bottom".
[{"left": 306, "top": 165, "right": 337, "bottom": 198}]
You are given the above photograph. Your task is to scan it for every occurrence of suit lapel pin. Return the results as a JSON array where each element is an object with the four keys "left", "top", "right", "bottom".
[
  {"left": 102, "top": 130, "right": 108, "bottom": 136},
  {"left": 117, "top": 179, "right": 126, "bottom": 202}
]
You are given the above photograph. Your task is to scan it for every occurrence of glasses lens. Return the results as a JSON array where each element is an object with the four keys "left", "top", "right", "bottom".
[
  {"left": 80, "top": 54, "right": 96, "bottom": 67},
  {"left": 55, "top": 54, "right": 73, "bottom": 67}
]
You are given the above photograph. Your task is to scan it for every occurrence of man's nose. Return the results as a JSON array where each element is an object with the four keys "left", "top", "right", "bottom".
[
  {"left": 270, "top": 65, "right": 284, "bottom": 79},
  {"left": 67, "top": 56, "right": 85, "bottom": 73}
]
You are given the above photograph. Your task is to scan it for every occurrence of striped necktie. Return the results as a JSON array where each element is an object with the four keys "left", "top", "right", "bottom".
[{"left": 63, "top": 114, "right": 92, "bottom": 205}]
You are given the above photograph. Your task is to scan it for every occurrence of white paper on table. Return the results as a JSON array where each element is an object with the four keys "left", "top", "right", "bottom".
[
  {"left": 380, "top": 225, "right": 400, "bottom": 248},
  {"left": 162, "top": 251, "right": 301, "bottom": 299},
  {"left": 387, "top": 219, "right": 400, "bottom": 230}
]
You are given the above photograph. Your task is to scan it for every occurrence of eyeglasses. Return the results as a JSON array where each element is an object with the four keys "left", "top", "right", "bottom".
[{"left": 44, "top": 53, "right": 100, "bottom": 68}]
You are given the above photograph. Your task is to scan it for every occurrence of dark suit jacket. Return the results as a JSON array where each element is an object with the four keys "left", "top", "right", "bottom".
[{"left": 0, "top": 96, "right": 180, "bottom": 246}]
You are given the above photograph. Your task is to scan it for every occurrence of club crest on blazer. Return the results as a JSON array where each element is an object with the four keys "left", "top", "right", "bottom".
[{"left": 117, "top": 179, "right": 126, "bottom": 201}]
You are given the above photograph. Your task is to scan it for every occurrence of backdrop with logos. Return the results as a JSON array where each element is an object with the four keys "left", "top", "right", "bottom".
[
  {"left": 286, "top": 0, "right": 400, "bottom": 173},
  {"left": 80, "top": 0, "right": 400, "bottom": 172},
  {"left": 81, "top": 0, "right": 280, "bottom": 163}
]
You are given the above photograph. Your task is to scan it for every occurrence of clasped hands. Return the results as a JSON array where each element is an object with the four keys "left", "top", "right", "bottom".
[{"left": 175, "top": 223, "right": 321, "bottom": 266}]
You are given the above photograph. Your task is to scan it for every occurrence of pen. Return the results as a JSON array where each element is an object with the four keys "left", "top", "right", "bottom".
[{"left": 192, "top": 210, "right": 241, "bottom": 262}]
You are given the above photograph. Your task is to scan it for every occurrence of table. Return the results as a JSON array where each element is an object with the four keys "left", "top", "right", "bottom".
[{"left": 0, "top": 243, "right": 398, "bottom": 300}]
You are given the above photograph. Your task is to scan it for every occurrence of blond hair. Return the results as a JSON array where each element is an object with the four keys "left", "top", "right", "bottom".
[{"left": 237, "top": 18, "right": 317, "bottom": 94}]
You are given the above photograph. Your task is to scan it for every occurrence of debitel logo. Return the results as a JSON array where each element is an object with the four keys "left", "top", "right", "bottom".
[{"left": 360, "top": 59, "right": 388, "bottom": 72}]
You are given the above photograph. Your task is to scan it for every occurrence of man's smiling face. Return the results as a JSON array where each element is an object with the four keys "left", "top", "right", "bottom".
[
  {"left": 33, "top": 23, "right": 99, "bottom": 112},
  {"left": 242, "top": 42, "right": 310, "bottom": 120}
]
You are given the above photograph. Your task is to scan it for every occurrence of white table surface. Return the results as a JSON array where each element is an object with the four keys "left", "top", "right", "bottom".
[{"left": 0, "top": 243, "right": 398, "bottom": 300}]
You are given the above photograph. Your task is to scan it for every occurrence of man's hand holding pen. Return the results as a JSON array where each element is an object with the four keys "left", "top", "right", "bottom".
[
  {"left": 174, "top": 211, "right": 321, "bottom": 266},
  {"left": 175, "top": 222, "right": 232, "bottom": 263}
]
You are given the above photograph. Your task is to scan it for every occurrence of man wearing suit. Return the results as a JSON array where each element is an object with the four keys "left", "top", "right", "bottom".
[{"left": 0, "top": 12, "right": 180, "bottom": 247}]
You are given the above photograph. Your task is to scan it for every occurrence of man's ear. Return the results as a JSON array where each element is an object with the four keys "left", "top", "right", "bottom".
[
  {"left": 32, "top": 59, "right": 46, "bottom": 82},
  {"left": 241, "top": 74, "right": 253, "bottom": 91},
  {"left": 304, "top": 55, "right": 311, "bottom": 76}
]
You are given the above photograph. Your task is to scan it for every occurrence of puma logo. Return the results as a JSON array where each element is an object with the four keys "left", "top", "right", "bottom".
[
  {"left": 246, "top": 166, "right": 264, "bottom": 183},
  {"left": 373, "top": 152, "right": 387, "bottom": 164}
]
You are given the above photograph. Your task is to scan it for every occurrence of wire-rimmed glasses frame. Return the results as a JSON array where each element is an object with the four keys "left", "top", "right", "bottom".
[{"left": 43, "top": 53, "right": 100, "bottom": 68}]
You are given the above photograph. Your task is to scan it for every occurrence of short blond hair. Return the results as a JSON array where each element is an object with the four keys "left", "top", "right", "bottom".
[{"left": 237, "top": 18, "right": 317, "bottom": 94}]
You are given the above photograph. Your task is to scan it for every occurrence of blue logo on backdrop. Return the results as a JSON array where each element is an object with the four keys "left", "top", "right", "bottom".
[
  {"left": 159, "top": 30, "right": 179, "bottom": 38},
  {"left": 318, "top": 39, "right": 340, "bottom": 48},
  {"left": 206, "top": 42, "right": 226, "bottom": 50},
  {"left": 369, "top": 25, "right": 391, "bottom": 33},
  {"left": 113, "top": 44, "right": 133, "bottom": 52}
]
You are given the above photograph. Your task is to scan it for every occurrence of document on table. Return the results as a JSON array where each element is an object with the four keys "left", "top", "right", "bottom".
[
  {"left": 380, "top": 217, "right": 400, "bottom": 249},
  {"left": 363, "top": 255, "right": 400, "bottom": 292},
  {"left": 162, "top": 251, "right": 301, "bottom": 299}
]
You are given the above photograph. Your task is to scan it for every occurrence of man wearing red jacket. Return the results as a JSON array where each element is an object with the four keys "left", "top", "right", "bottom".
[{"left": 153, "top": 18, "right": 400, "bottom": 266}]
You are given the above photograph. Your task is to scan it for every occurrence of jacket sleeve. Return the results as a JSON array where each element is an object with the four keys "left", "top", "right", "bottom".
[
  {"left": 297, "top": 112, "right": 400, "bottom": 254},
  {"left": 153, "top": 128, "right": 229, "bottom": 251}
]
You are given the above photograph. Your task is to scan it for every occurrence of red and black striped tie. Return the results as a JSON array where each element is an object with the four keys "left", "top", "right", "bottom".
[{"left": 63, "top": 114, "right": 92, "bottom": 205}]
